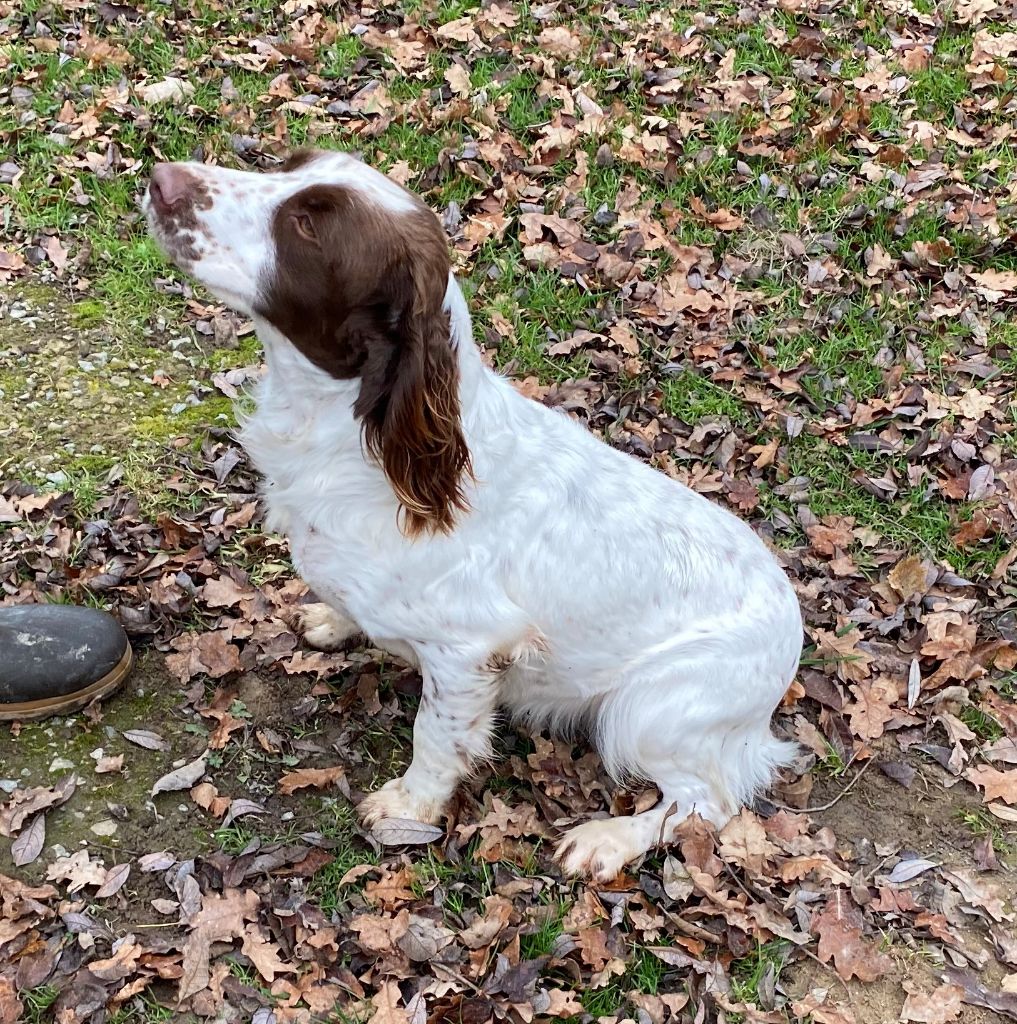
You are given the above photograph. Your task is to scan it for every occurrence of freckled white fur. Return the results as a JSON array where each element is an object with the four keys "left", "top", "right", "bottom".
[{"left": 147, "top": 152, "right": 803, "bottom": 881}]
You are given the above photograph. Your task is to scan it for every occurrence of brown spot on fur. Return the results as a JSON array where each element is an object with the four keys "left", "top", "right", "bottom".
[{"left": 261, "top": 183, "right": 471, "bottom": 536}]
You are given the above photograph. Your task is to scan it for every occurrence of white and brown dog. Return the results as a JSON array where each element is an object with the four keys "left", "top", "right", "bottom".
[{"left": 145, "top": 149, "right": 802, "bottom": 881}]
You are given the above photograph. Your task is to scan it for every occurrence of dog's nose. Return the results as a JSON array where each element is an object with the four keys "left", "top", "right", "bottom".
[{"left": 149, "top": 163, "right": 195, "bottom": 212}]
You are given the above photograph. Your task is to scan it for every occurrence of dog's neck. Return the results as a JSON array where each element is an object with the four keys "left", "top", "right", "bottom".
[{"left": 252, "top": 271, "right": 486, "bottom": 414}]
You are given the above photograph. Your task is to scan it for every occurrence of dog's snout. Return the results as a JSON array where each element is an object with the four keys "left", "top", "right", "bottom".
[{"left": 149, "top": 163, "right": 196, "bottom": 213}]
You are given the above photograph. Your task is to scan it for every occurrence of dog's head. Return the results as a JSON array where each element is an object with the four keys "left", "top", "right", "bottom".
[{"left": 144, "top": 149, "right": 470, "bottom": 535}]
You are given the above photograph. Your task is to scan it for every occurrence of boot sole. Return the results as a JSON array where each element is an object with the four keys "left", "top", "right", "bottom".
[{"left": 0, "top": 645, "right": 133, "bottom": 722}]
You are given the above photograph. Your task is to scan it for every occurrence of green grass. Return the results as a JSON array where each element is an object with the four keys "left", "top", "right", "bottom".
[
  {"left": 580, "top": 948, "right": 670, "bottom": 1016},
  {"left": 22, "top": 986, "right": 59, "bottom": 1024},
  {"left": 958, "top": 808, "right": 1016, "bottom": 860},
  {"left": 730, "top": 941, "right": 792, "bottom": 1009}
]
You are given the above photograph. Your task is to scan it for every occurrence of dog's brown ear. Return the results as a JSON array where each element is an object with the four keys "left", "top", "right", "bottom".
[{"left": 355, "top": 251, "right": 471, "bottom": 536}]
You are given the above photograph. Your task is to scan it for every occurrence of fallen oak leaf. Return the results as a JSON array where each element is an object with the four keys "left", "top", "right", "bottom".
[
  {"left": 369, "top": 979, "right": 409, "bottom": 1024},
  {"left": 942, "top": 868, "right": 1013, "bottom": 922},
  {"left": 179, "top": 888, "right": 260, "bottom": 1000},
  {"left": 965, "top": 765, "right": 1017, "bottom": 804},
  {"left": 812, "top": 890, "right": 893, "bottom": 981},
  {"left": 0, "top": 774, "right": 77, "bottom": 836},
  {"left": 241, "top": 922, "right": 294, "bottom": 983},
  {"left": 151, "top": 754, "right": 207, "bottom": 797},
  {"left": 717, "top": 808, "right": 780, "bottom": 876},
  {"left": 46, "top": 849, "right": 108, "bottom": 893}
]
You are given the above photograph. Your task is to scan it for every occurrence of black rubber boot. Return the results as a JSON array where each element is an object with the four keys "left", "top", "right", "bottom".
[{"left": 0, "top": 605, "right": 132, "bottom": 721}]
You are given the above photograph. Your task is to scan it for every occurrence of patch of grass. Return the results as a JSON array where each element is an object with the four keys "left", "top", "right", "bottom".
[
  {"left": 661, "top": 371, "right": 749, "bottom": 425},
  {"left": 107, "top": 995, "right": 177, "bottom": 1024},
  {"left": 307, "top": 800, "right": 377, "bottom": 917},
  {"left": 580, "top": 947, "right": 669, "bottom": 1016},
  {"left": 730, "top": 940, "right": 792, "bottom": 1007},
  {"left": 959, "top": 704, "right": 1005, "bottom": 743},
  {"left": 520, "top": 898, "right": 569, "bottom": 959},
  {"left": 22, "top": 985, "right": 59, "bottom": 1024},
  {"left": 958, "top": 808, "right": 1015, "bottom": 860}
]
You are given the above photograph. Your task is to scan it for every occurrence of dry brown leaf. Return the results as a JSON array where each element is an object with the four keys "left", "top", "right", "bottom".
[
  {"left": 277, "top": 765, "right": 346, "bottom": 795},
  {"left": 717, "top": 808, "right": 780, "bottom": 876},
  {"left": 179, "top": 888, "right": 260, "bottom": 999},
  {"left": 900, "top": 983, "right": 965, "bottom": 1022},
  {"left": 812, "top": 891, "right": 893, "bottom": 981},
  {"left": 369, "top": 980, "right": 409, "bottom": 1024},
  {"left": 965, "top": 765, "right": 1017, "bottom": 804}
]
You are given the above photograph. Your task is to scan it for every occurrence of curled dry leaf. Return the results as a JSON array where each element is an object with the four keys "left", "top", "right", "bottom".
[
  {"left": 122, "top": 729, "right": 170, "bottom": 752},
  {"left": 812, "top": 891, "right": 893, "bottom": 982},
  {"left": 137, "top": 76, "right": 195, "bottom": 106},
  {"left": 277, "top": 764, "right": 346, "bottom": 795},
  {"left": 151, "top": 754, "right": 207, "bottom": 797}
]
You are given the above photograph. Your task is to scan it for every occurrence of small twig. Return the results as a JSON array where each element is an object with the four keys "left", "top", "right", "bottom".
[
  {"left": 770, "top": 755, "right": 874, "bottom": 814},
  {"left": 661, "top": 909, "right": 725, "bottom": 947},
  {"left": 430, "top": 962, "right": 487, "bottom": 997}
]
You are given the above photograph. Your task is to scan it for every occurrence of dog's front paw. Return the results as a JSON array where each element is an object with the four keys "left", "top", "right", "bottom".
[
  {"left": 293, "top": 602, "right": 359, "bottom": 651},
  {"left": 358, "top": 776, "right": 446, "bottom": 829},
  {"left": 555, "top": 819, "right": 646, "bottom": 883}
]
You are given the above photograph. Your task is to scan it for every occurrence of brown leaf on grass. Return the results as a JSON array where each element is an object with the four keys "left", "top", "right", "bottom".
[
  {"left": 459, "top": 895, "right": 514, "bottom": 949},
  {"left": 277, "top": 765, "right": 346, "bottom": 795},
  {"left": 369, "top": 980, "right": 409, "bottom": 1024},
  {"left": 0, "top": 774, "right": 77, "bottom": 836},
  {"left": 965, "top": 765, "right": 1017, "bottom": 804},
  {"left": 717, "top": 808, "right": 780, "bottom": 876},
  {"left": 201, "top": 575, "right": 254, "bottom": 608},
  {"left": 241, "top": 922, "right": 294, "bottom": 982},
  {"left": 202, "top": 708, "right": 247, "bottom": 750},
  {"left": 813, "top": 628, "right": 872, "bottom": 683},
  {"left": 812, "top": 891, "right": 893, "bottom": 981},
  {"left": 397, "top": 914, "right": 455, "bottom": 962},
  {"left": 370, "top": 818, "right": 444, "bottom": 846},
  {"left": 350, "top": 909, "right": 409, "bottom": 953},
  {"left": 888, "top": 555, "right": 930, "bottom": 599},
  {"left": 536, "top": 26, "right": 582, "bottom": 58},
  {"left": 364, "top": 865, "right": 416, "bottom": 910},
  {"left": 179, "top": 888, "right": 260, "bottom": 1000}
]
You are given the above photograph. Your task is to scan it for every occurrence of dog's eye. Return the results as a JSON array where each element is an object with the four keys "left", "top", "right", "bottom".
[{"left": 293, "top": 212, "right": 316, "bottom": 241}]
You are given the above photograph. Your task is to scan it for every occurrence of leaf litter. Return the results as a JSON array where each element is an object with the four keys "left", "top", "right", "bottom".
[{"left": 4, "top": 0, "right": 1017, "bottom": 1020}]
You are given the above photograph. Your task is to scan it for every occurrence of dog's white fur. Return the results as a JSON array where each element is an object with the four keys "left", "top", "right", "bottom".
[{"left": 146, "top": 151, "right": 802, "bottom": 881}]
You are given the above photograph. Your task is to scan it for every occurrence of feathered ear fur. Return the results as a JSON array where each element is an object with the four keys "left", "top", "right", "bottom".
[
  {"left": 353, "top": 248, "right": 471, "bottom": 536},
  {"left": 265, "top": 181, "right": 472, "bottom": 534}
]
